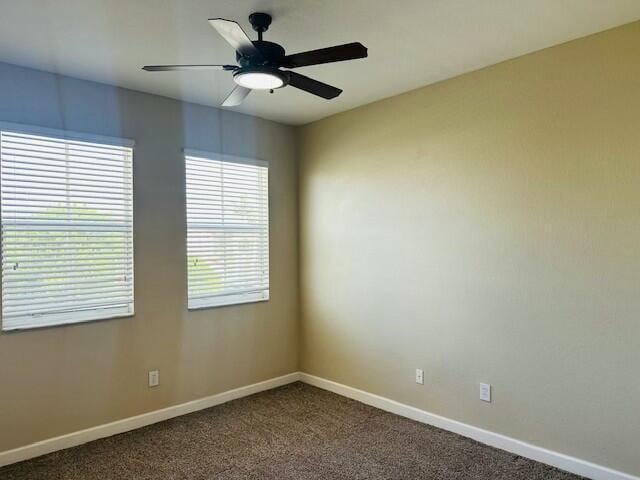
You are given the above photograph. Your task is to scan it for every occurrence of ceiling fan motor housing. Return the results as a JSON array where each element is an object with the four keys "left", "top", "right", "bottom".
[{"left": 236, "top": 41, "right": 285, "bottom": 67}]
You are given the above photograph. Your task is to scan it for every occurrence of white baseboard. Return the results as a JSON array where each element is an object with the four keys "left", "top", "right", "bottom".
[
  {"left": 299, "top": 373, "right": 638, "bottom": 480},
  {"left": 2, "top": 371, "right": 636, "bottom": 480},
  {"left": 0, "top": 372, "right": 301, "bottom": 468}
]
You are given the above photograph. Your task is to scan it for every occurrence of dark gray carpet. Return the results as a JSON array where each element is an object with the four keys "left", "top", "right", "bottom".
[{"left": 1, "top": 382, "right": 584, "bottom": 479}]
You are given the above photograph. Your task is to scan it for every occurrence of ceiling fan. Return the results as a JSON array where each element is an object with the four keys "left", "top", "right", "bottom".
[{"left": 142, "top": 12, "right": 367, "bottom": 107}]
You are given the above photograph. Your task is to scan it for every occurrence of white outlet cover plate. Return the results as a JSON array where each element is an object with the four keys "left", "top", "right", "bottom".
[
  {"left": 148, "top": 370, "right": 159, "bottom": 387},
  {"left": 480, "top": 383, "right": 491, "bottom": 402},
  {"left": 415, "top": 369, "right": 424, "bottom": 385}
]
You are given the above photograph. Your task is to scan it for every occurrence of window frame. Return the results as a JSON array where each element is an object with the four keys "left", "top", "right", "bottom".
[
  {"left": 0, "top": 122, "right": 135, "bottom": 331},
  {"left": 183, "top": 148, "right": 270, "bottom": 311}
]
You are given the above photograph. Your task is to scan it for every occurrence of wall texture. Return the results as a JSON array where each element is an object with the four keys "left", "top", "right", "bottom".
[
  {"left": 0, "top": 62, "right": 299, "bottom": 451},
  {"left": 299, "top": 22, "right": 640, "bottom": 476}
]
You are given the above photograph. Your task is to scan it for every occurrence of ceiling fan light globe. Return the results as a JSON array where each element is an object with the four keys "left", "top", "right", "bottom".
[{"left": 233, "top": 71, "right": 284, "bottom": 90}]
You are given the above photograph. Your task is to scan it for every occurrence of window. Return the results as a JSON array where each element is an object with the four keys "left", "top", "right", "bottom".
[
  {"left": 185, "top": 150, "right": 269, "bottom": 309},
  {"left": 1, "top": 126, "right": 134, "bottom": 330}
]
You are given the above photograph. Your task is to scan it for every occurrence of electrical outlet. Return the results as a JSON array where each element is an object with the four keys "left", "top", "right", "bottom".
[
  {"left": 415, "top": 368, "right": 424, "bottom": 385},
  {"left": 148, "top": 370, "right": 159, "bottom": 388},
  {"left": 480, "top": 383, "right": 491, "bottom": 402}
]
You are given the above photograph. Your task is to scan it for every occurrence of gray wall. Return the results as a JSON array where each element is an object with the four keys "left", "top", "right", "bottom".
[{"left": 0, "top": 62, "right": 299, "bottom": 451}]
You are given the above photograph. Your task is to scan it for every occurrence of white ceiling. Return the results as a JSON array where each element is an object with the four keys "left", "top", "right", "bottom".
[{"left": 0, "top": 0, "right": 639, "bottom": 125}]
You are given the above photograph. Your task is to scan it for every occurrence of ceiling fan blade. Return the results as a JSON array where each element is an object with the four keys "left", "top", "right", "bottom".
[
  {"left": 221, "top": 85, "right": 252, "bottom": 107},
  {"left": 208, "top": 19, "right": 261, "bottom": 58},
  {"left": 281, "top": 42, "right": 367, "bottom": 68},
  {"left": 287, "top": 71, "right": 342, "bottom": 99},
  {"left": 142, "top": 64, "right": 235, "bottom": 72}
]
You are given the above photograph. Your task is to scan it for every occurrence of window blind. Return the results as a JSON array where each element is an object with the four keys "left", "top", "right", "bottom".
[
  {"left": 185, "top": 151, "right": 269, "bottom": 309},
  {"left": 1, "top": 129, "right": 134, "bottom": 330}
]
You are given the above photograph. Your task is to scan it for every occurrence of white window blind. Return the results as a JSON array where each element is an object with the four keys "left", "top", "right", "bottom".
[
  {"left": 1, "top": 128, "right": 134, "bottom": 330},
  {"left": 185, "top": 151, "right": 269, "bottom": 309}
]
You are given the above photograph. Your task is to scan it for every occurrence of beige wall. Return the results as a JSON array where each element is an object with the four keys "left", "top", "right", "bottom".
[
  {"left": 299, "top": 22, "right": 640, "bottom": 476},
  {"left": 0, "top": 63, "right": 299, "bottom": 451}
]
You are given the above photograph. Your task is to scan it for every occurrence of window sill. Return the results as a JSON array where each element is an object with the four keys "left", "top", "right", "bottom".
[
  {"left": 188, "top": 296, "right": 270, "bottom": 311},
  {"left": 1, "top": 311, "right": 134, "bottom": 333}
]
